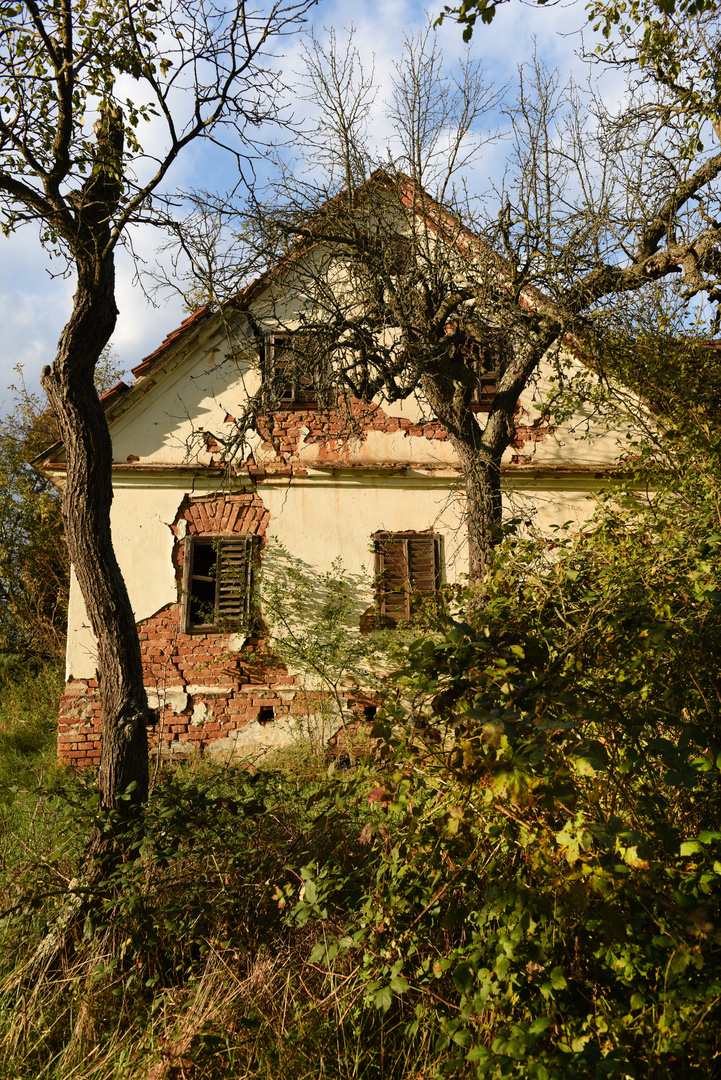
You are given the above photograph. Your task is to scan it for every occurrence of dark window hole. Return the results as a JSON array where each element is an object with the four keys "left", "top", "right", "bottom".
[
  {"left": 364, "top": 705, "right": 378, "bottom": 722},
  {"left": 258, "top": 705, "right": 275, "bottom": 725}
]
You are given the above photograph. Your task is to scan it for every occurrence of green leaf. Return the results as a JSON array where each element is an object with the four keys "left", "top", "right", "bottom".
[
  {"left": 308, "top": 943, "right": 326, "bottom": 964},
  {"left": 302, "top": 879, "right": 317, "bottom": 904},
  {"left": 374, "top": 986, "right": 393, "bottom": 1012},
  {"left": 453, "top": 961, "right": 475, "bottom": 994},
  {"left": 467, "top": 1046, "right": 488, "bottom": 1062}
]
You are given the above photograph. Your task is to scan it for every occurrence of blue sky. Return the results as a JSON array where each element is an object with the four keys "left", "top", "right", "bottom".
[{"left": 0, "top": 0, "right": 600, "bottom": 414}]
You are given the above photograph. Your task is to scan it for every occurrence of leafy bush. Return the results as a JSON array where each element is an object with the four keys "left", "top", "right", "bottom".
[{"left": 295, "top": 422, "right": 721, "bottom": 1078}]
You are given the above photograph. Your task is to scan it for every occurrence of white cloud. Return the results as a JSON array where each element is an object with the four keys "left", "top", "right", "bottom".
[
  {"left": 0, "top": 229, "right": 72, "bottom": 412},
  {"left": 0, "top": 224, "right": 186, "bottom": 411}
]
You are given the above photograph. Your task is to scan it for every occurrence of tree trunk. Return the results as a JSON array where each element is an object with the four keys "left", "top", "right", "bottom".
[
  {"left": 42, "top": 256, "right": 148, "bottom": 821},
  {"left": 420, "top": 371, "right": 510, "bottom": 586},
  {"left": 455, "top": 442, "right": 503, "bottom": 582}
]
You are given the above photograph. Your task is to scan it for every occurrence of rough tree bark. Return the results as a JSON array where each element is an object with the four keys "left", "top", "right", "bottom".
[
  {"left": 40, "top": 112, "right": 149, "bottom": 817},
  {"left": 421, "top": 326, "right": 554, "bottom": 582},
  {"left": 420, "top": 371, "right": 504, "bottom": 580}
]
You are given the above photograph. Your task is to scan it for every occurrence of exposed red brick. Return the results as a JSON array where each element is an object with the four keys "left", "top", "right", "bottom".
[{"left": 58, "top": 490, "right": 341, "bottom": 768}]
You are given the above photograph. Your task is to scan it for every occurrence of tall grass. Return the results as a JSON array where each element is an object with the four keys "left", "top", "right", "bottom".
[
  {"left": 0, "top": 654, "right": 62, "bottom": 794},
  {"left": 0, "top": 656, "right": 67, "bottom": 877},
  {"left": 0, "top": 686, "right": 441, "bottom": 1080}
]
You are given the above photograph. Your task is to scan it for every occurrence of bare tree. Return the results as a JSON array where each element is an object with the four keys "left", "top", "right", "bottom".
[
  {"left": 0, "top": 0, "right": 313, "bottom": 829},
  {"left": 189, "top": 23, "right": 720, "bottom": 586}
]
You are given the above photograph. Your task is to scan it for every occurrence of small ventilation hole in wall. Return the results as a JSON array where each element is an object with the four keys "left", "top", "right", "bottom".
[
  {"left": 258, "top": 705, "right": 275, "bottom": 725},
  {"left": 364, "top": 705, "right": 378, "bottom": 722}
]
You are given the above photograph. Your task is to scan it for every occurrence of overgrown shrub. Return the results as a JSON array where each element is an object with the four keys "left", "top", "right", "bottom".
[{"left": 298, "top": 422, "right": 721, "bottom": 1078}]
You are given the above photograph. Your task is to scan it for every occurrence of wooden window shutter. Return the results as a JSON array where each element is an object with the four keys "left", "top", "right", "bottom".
[
  {"left": 463, "top": 335, "right": 500, "bottom": 412},
  {"left": 375, "top": 532, "right": 441, "bottom": 624},
  {"left": 217, "top": 539, "right": 256, "bottom": 622},
  {"left": 181, "top": 536, "right": 258, "bottom": 633},
  {"left": 407, "top": 534, "right": 441, "bottom": 597},
  {"left": 376, "top": 534, "right": 411, "bottom": 622}
]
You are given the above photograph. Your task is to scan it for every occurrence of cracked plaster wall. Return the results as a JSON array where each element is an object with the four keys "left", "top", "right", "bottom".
[
  {"left": 106, "top": 318, "right": 637, "bottom": 475},
  {"left": 65, "top": 473, "right": 609, "bottom": 682}
]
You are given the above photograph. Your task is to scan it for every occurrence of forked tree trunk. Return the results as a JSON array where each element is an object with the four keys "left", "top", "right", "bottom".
[{"left": 42, "top": 257, "right": 149, "bottom": 822}]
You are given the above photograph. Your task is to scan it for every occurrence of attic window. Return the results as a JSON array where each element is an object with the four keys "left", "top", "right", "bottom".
[
  {"left": 355, "top": 232, "right": 413, "bottom": 277},
  {"left": 261, "top": 332, "right": 319, "bottom": 406},
  {"left": 374, "top": 531, "right": 441, "bottom": 625},
  {"left": 181, "top": 536, "right": 259, "bottom": 633},
  {"left": 386, "top": 237, "right": 414, "bottom": 277},
  {"left": 462, "top": 336, "right": 501, "bottom": 412}
]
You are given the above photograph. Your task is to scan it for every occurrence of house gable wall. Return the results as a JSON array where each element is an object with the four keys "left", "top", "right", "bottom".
[
  {"left": 53, "top": 285, "right": 646, "bottom": 767},
  {"left": 98, "top": 302, "right": 634, "bottom": 476}
]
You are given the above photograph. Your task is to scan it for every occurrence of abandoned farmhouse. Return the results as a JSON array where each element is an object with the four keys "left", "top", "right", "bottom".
[{"left": 34, "top": 180, "right": 638, "bottom": 765}]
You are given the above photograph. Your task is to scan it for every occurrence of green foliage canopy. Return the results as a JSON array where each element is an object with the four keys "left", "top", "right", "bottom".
[{"left": 436, "top": 0, "right": 718, "bottom": 49}]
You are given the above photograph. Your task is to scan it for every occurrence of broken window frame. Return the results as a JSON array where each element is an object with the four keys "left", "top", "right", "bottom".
[
  {"left": 352, "top": 231, "right": 414, "bottom": 278},
  {"left": 461, "top": 335, "right": 501, "bottom": 412},
  {"left": 181, "top": 535, "right": 260, "bottom": 634},
  {"left": 373, "top": 530, "right": 442, "bottom": 625},
  {"left": 260, "top": 331, "right": 323, "bottom": 407}
]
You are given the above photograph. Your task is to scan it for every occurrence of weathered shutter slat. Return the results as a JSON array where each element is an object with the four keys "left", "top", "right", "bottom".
[
  {"left": 414, "top": 535, "right": 438, "bottom": 602},
  {"left": 408, "top": 536, "right": 440, "bottom": 598},
  {"left": 375, "top": 532, "right": 440, "bottom": 624},
  {"left": 379, "top": 535, "right": 410, "bottom": 621},
  {"left": 217, "top": 538, "right": 255, "bottom": 621},
  {"left": 183, "top": 536, "right": 258, "bottom": 631}
]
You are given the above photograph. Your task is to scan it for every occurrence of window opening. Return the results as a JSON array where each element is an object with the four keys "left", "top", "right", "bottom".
[
  {"left": 182, "top": 536, "right": 259, "bottom": 633},
  {"left": 461, "top": 336, "right": 500, "bottom": 412},
  {"left": 261, "top": 332, "right": 320, "bottom": 406},
  {"left": 258, "top": 705, "right": 275, "bottom": 725}
]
